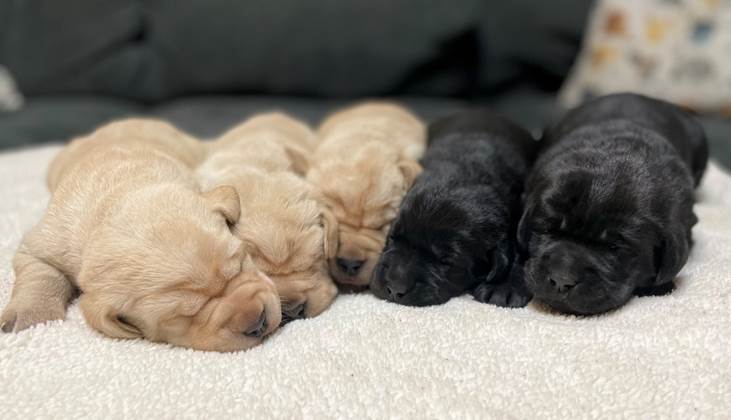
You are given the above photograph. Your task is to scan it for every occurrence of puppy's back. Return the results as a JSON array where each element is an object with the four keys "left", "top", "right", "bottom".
[
  {"left": 316, "top": 101, "right": 426, "bottom": 161},
  {"left": 420, "top": 110, "right": 538, "bottom": 210},
  {"left": 47, "top": 119, "right": 203, "bottom": 191},
  {"left": 208, "top": 113, "right": 315, "bottom": 175},
  {"left": 545, "top": 93, "right": 708, "bottom": 185},
  {"left": 428, "top": 109, "right": 537, "bottom": 165}
]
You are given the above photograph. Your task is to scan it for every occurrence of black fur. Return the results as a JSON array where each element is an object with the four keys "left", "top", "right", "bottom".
[
  {"left": 520, "top": 93, "right": 708, "bottom": 315},
  {"left": 370, "top": 110, "right": 537, "bottom": 307}
]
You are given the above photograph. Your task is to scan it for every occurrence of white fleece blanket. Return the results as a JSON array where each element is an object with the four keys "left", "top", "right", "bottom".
[{"left": 0, "top": 145, "right": 729, "bottom": 419}]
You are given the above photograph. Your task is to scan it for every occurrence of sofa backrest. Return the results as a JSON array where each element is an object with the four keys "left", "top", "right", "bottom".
[{"left": 0, "top": 0, "right": 593, "bottom": 102}]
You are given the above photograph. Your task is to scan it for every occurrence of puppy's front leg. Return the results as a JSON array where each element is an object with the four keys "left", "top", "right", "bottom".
[
  {"left": 471, "top": 263, "right": 532, "bottom": 308},
  {"left": 1, "top": 250, "right": 76, "bottom": 332}
]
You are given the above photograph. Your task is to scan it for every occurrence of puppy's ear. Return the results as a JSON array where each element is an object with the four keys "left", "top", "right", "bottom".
[
  {"left": 652, "top": 227, "right": 690, "bottom": 287},
  {"left": 203, "top": 185, "right": 241, "bottom": 225},
  {"left": 320, "top": 208, "right": 339, "bottom": 259},
  {"left": 283, "top": 144, "right": 311, "bottom": 176},
  {"left": 397, "top": 160, "right": 422, "bottom": 189},
  {"left": 485, "top": 240, "right": 512, "bottom": 283},
  {"left": 79, "top": 294, "right": 142, "bottom": 339}
]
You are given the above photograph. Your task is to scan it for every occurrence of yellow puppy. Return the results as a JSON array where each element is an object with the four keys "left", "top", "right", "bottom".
[
  {"left": 198, "top": 113, "right": 338, "bottom": 321},
  {"left": 308, "top": 102, "right": 426, "bottom": 287},
  {"left": 46, "top": 119, "right": 206, "bottom": 191},
  {"left": 209, "top": 112, "right": 316, "bottom": 175},
  {"left": 0, "top": 119, "right": 281, "bottom": 352}
]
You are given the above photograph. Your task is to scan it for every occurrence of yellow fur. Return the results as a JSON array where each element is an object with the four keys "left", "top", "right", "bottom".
[
  {"left": 198, "top": 113, "right": 338, "bottom": 318},
  {"left": 1, "top": 119, "right": 281, "bottom": 352},
  {"left": 307, "top": 102, "right": 426, "bottom": 286}
]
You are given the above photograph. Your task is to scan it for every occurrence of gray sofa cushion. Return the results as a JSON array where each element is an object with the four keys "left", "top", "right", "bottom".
[
  {"left": 1, "top": 0, "right": 593, "bottom": 102},
  {"left": 699, "top": 116, "right": 731, "bottom": 170},
  {"left": 1, "top": 92, "right": 730, "bottom": 169},
  {"left": 0, "top": 95, "right": 468, "bottom": 148},
  {"left": 1, "top": 0, "right": 484, "bottom": 101},
  {"left": 477, "top": 0, "right": 595, "bottom": 90},
  {"left": 0, "top": 96, "right": 141, "bottom": 148},
  {"left": 145, "top": 0, "right": 485, "bottom": 98},
  {"left": 0, "top": 1, "right": 148, "bottom": 98}
]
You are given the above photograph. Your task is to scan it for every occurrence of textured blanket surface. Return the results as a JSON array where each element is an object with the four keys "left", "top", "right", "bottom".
[{"left": 0, "top": 145, "right": 729, "bottom": 419}]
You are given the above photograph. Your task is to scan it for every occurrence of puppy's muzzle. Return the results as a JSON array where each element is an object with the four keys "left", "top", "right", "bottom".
[
  {"left": 537, "top": 244, "right": 586, "bottom": 296},
  {"left": 372, "top": 261, "right": 413, "bottom": 303}
]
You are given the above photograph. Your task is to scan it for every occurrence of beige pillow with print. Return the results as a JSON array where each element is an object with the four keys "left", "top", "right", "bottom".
[{"left": 560, "top": 0, "right": 731, "bottom": 115}]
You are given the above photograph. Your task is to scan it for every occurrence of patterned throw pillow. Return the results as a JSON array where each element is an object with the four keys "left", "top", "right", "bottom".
[
  {"left": 0, "top": 65, "right": 23, "bottom": 112},
  {"left": 560, "top": 0, "right": 731, "bottom": 115}
]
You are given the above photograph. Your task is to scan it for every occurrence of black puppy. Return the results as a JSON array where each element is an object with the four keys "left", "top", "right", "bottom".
[
  {"left": 519, "top": 93, "right": 708, "bottom": 315},
  {"left": 370, "top": 110, "right": 537, "bottom": 307}
]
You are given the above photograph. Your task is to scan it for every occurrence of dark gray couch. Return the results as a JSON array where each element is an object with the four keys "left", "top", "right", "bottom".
[{"left": 2, "top": 0, "right": 730, "bottom": 167}]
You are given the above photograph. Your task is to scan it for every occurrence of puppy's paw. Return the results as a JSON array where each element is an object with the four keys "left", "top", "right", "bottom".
[
  {"left": 634, "top": 281, "right": 675, "bottom": 297},
  {"left": 471, "top": 281, "right": 532, "bottom": 308},
  {"left": 0, "top": 302, "right": 66, "bottom": 333}
]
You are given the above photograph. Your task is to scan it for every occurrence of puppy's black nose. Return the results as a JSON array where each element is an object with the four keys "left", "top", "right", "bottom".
[
  {"left": 548, "top": 275, "right": 577, "bottom": 293},
  {"left": 386, "top": 285, "right": 406, "bottom": 301},
  {"left": 385, "top": 280, "right": 412, "bottom": 301},
  {"left": 243, "top": 311, "right": 267, "bottom": 338},
  {"left": 336, "top": 258, "right": 365, "bottom": 276}
]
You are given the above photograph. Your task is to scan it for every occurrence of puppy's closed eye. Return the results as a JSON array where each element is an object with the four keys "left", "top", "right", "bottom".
[
  {"left": 437, "top": 255, "right": 452, "bottom": 266},
  {"left": 203, "top": 185, "right": 241, "bottom": 226},
  {"left": 434, "top": 249, "right": 455, "bottom": 266},
  {"left": 598, "top": 232, "right": 630, "bottom": 251},
  {"left": 546, "top": 216, "right": 569, "bottom": 233},
  {"left": 115, "top": 314, "right": 143, "bottom": 336},
  {"left": 219, "top": 255, "right": 243, "bottom": 280},
  {"left": 606, "top": 238, "right": 633, "bottom": 252}
]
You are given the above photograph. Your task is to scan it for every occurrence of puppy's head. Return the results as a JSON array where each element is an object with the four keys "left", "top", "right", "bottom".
[
  {"left": 233, "top": 172, "right": 338, "bottom": 321},
  {"left": 519, "top": 169, "right": 689, "bottom": 315},
  {"left": 308, "top": 142, "right": 421, "bottom": 287},
  {"left": 78, "top": 185, "right": 281, "bottom": 352},
  {"left": 215, "top": 112, "right": 315, "bottom": 175},
  {"left": 371, "top": 184, "right": 512, "bottom": 306}
]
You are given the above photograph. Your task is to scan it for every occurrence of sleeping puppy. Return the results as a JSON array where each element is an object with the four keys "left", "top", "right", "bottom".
[
  {"left": 0, "top": 119, "right": 282, "bottom": 352},
  {"left": 45, "top": 118, "right": 206, "bottom": 191},
  {"left": 520, "top": 93, "right": 708, "bottom": 315},
  {"left": 370, "top": 110, "right": 537, "bottom": 307},
  {"left": 198, "top": 113, "right": 339, "bottom": 322},
  {"left": 206, "top": 112, "right": 315, "bottom": 176},
  {"left": 307, "top": 102, "right": 426, "bottom": 288}
]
